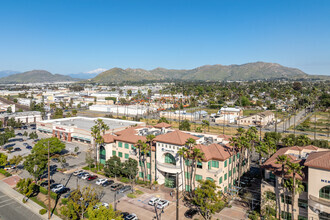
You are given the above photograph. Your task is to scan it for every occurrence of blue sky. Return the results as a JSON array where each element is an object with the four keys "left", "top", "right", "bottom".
[{"left": 0, "top": 0, "right": 329, "bottom": 75}]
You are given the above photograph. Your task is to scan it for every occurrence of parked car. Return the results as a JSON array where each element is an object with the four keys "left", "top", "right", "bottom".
[
  {"left": 52, "top": 184, "right": 64, "bottom": 192},
  {"left": 26, "top": 145, "right": 32, "bottom": 150},
  {"left": 119, "top": 185, "right": 132, "bottom": 193},
  {"left": 87, "top": 175, "right": 98, "bottom": 181},
  {"left": 14, "top": 147, "right": 21, "bottom": 151},
  {"left": 17, "top": 133, "right": 23, "bottom": 136},
  {"left": 51, "top": 158, "right": 59, "bottom": 163},
  {"left": 56, "top": 187, "right": 70, "bottom": 194},
  {"left": 125, "top": 213, "right": 138, "bottom": 220},
  {"left": 40, "top": 179, "right": 55, "bottom": 187},
  {"left": 50, "top": 165, "right": 57, "bottom": 171},
  {"left": 23, "top": 143, "right": 28, "bottom": 146},
  {"left": 50, "top": 183, "right": 61, "bottom": 190},
  {"left": 156, "top": 200, "right": 169, "bottom": 209},
  {"left": 77, "top": 172, "right": 88, "bottom": 178},
  {"left": 102, "top": 180, "right": 114, "bottom": 187},
  {"left": 184, "top": 209, "right": 198, "bottom": 218},
  {"left": 73, "top": 170, "right": 84, "bottom": 176},
  {"left": 81, "top": 173, "right": 91, "bottom": 180},
  {"left": 148, "top": 197, "right": 160, "bottom": 206},
  {"left": 93, "top": 202, "right": 109, "bottom": 209},
  {"left": 110, "top": 183, "right": 124, "bottom": 191},
  {"left": 96, "top": 178, "right": 108, "bottom": 185},
  {"left": 121, "top": 212, "right": 130, "bottom": 219}
]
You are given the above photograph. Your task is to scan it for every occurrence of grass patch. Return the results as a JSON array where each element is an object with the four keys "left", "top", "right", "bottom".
[
  {"left": 135, "top": 190, "right": 144, "bottom": 195},
  {"left": 0, "top": 169, "right": 12, "bottom": 177},
  {"left": 127, "top": 193, "right": 136, "bottom": 198}
]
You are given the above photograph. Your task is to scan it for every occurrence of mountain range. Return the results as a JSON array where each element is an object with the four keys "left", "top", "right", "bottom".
[
  {"left": 0, "top": 70, "right": 79, "bottom": 83},
  {"left": 1, "top": 62, "right": 328, "bottom": 84},
  {"left": 90, "top": 62, "right": 309, "bottom": 83}
]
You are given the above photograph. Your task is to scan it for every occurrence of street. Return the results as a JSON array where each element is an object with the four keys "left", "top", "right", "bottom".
[{"left": 0, "top": 190, "right": 43, "bottom": 220}]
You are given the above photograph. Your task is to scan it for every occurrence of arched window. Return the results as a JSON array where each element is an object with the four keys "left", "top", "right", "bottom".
[
  {"left": 164, "top": 153, "right": 176, "bottom": 165},
  {"left": 319, "top": 185, "right": 330, "bottom": 200},
  {"left": 99, "top": 146, "right": 106, "bottom": 164}
]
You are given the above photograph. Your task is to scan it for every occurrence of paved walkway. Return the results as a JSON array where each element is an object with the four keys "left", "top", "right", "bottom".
[{"left": 0, "top": 177, "right": 61, "bottom": 220}]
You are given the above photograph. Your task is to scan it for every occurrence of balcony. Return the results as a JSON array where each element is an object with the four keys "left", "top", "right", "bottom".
[
  {"left": 309, "top": 195, "right": 330, "bottom": 214},
  {"left": 156, "top": 161, "right": 181, "bottom": 174}
]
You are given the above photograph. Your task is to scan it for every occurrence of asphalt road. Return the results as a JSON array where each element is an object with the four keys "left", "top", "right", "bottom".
[{"left": 0, "top": 190, "right": 42, "bottom": 220}]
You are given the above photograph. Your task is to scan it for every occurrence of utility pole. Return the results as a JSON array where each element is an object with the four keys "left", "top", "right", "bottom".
[
  {"left": 47, "top": 141, "right": 51, "bottom": 219},
  {"left": 293, "top": 108, "right": 296, "bottom": 136}
]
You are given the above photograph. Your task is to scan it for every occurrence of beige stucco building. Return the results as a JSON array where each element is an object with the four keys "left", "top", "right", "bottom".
[
  {"left": 238, "top": 110, "right": 274, "bottom": 126},
  {"left": 261, "top": 146, "right": 330, "bottom": 220}
]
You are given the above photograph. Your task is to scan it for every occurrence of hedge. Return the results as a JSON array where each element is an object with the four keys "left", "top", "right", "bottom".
[
  {"left": 0, "top": 169, "right": 12, "bottom": 177},
  {"left": 120, "top": 177, "right": 129, "bottom": 183},
  {"left": 39, "top": 186, "right": 58, "bottom": 200}
]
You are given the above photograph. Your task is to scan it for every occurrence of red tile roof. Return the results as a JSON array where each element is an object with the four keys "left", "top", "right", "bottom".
[
  {"left": 305, "top": 151, "right": 330, "bottom": 171},
  {"left": 195, "top": 143, "right": 235, "bottom": 162},
  {"left": 154, "top": 122, "right": 172, "bottom": 128},
  {"left": 102, "top": 134, "right": 115, "bottom": 143},
  {"left": 154, "top": 130, "right": 199, "bottom": 146}
]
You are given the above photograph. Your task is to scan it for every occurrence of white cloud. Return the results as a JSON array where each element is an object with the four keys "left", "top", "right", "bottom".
[{"left": 85, "top": 68, "right": 107, "bottom": 74}]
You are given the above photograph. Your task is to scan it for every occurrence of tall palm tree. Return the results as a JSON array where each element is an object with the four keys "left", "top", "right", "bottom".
[
  {"left": 178, "top": 147, "right": 189, "bottom": 192},
  {"left": 286, "top": 162, "right": 304, "bottom": 220},
  {"left": 136, "top": 140, "right": 147, "bottom": 182},
  {"left": 275, "top": 155, "right": 290, "bottom": 219},
  {"left": 146, "top": 134, "right": 155, "bottom": 184},
  {"left": 191, "top": 148, "right": 204, "bottom": 190}
]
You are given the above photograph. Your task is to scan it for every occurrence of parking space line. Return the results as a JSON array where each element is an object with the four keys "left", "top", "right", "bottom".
[
  {"left": 0, "top": 201, "right": 16, "bottom": 208},
  {"left": 0, "top": 195, "right": 8, "bottom": 199},
  {"left": 0, "top": 198, "right": 13, "bottom": 205}
]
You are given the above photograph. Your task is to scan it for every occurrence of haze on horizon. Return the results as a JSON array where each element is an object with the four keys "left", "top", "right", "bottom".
[{"left": 0, "top": 0, "right": 329, "bottom": 76}]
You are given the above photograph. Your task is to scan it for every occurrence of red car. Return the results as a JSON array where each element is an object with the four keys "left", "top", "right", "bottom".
[{"left": 87, "top": 175, "right": 98, "bottom": 181}]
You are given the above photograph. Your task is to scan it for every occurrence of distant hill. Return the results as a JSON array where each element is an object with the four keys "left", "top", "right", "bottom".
[
  {"left": 0, "top": 70, "right": 79, "bottom": 83},
  {"left": 89, "top": 62, "right": 310, "bottom": 83},
  {"left": 68, "top": 73, "right": 99, "bottom": 79},
  {"left": 0, "top": 70, "right": 21, "bottom": 78}
]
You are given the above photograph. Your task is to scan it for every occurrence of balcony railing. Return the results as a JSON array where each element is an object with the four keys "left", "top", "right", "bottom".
[{"left": 156, "top": 161, "right": 181, "bottom": 173}]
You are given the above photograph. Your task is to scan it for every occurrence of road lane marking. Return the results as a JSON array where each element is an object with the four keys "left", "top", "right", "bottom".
[
  {"left": 0, "top": 198, "right": 13, "bottom": 205},
  {"left": 0, "top": 201, "right": 16, "bottom": 208}
]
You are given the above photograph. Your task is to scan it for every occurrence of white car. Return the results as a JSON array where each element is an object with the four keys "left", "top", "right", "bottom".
[
  {"left": 81, "top": 173, "right": 90, "bottom": 180},
  {"left": 125, "top": 213, "right": 138, "bottom": 220},
  {"left": 52, "top": 184, "right": 64, "bottom": 193},
  {"left": 93, "top": 202, "right": 109, "bottom": 209},
  {"left": 156, "top": 200, "right": 169, "bottom": 209},
  {"left": 148, "top": 197, "right": 160, "bottom": 206},
  {"left": 73, "top": 170, "right": 84, "bottom": 176},
  {"left": 96, "top": 178, "right": 108, "bottom": 185}
]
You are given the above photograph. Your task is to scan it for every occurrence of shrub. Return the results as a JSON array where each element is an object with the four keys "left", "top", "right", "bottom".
[
  {"left": 120, "top": 177, "right": 129, "bottom": 183},
  {"left": 39, "top": 209, "right": 47, "bottom": 215},
  {"left": 127, "top": 193, "right": 136, "bottom": 198},
  {"left": 135, "top": 190, "right": 144, "bottom": 195},
  {"left": 97, "top": 171, "right": 105, "bottom": 175},
  {"left": 82, "top": 166, "right": 89, "bottom": 170},
  {"left": 136, "top": 179, "right": 146, "bottom": 185},
  {"left": 0, "top": 169, "right": 12, "bottom": 177},
  {"left": 39, "top": 186, "right": 48, "bottom": 195},
  {"left": 61, "top": 198, "right": 68, "bottom": 205}
]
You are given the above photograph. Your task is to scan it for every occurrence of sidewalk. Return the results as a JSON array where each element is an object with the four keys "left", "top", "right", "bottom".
[{"left": 0, "top": 177, "right": 62, "bottom": 220}]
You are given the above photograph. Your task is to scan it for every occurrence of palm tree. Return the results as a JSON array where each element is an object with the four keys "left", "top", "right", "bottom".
[
  {"left": 275, "top": 155, "right": 290, "bottom": 219},
  {"left": 202, "top": 120, "right": 209, "bottom": 133},
  {"left": 135, "top": 140, "right": 147, "bottom": 182},
  {"left": 146, "top": 134, "right": 155, "bottom": 184},
  {"left": 178, "top": 147, "right": 189, "bottom": 192},
  {"left": 191, "top": 148, "right": 204, "bottom": 190},
  {"left": 286, "top": 162, "right": 304, "bottom": 220}
]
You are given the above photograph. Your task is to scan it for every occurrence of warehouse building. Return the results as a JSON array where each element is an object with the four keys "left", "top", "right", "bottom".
[{"left": 37, "top": 116, "right": 144, "bottom": 145}]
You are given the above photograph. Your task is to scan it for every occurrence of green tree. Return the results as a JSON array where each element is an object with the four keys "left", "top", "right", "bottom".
[
  {"left": 87, "top": 205, "right": 122, "bottom": 220},
  {"left": 72, "top": 109, "right": 78, "bottom": 116},
  {"left": 7, "top": 107, "right": 12, "bottom": 113},
  {"left": 192, "top": 179, "right": 225, "bottom": 220},
  {"left": 16, "top": 178, "right": 39, "bottom": 198},
  {"left": 9, "top": 155, "right": 23, "bottom": 167},
  {"left": 146, "top": 134, "right": 155, "bottom": 184},
  {"left": 91, "top": 119, "right": 109, "bottom": 170},
  {"left": 54, "top": 108, "right": 64, "bottom": 119},
  {"left": 202, "top": 120, "right": 210, "bottom": 133},
  {"left": 0, "top": 153, "right": 8, "bottom": 166},
  {"left": 104, "top": 156, "right": 122, "bottom": 179},
  {"left": 85, "top": 152, "right": 94, "bottom": 170},
  {"left": 157, "top": 117, "right": 169, "bottom": 124},
  {"left": 179, "top": 120, "right": 191, "bottom": 131},
  {"left": 60, "top": 186, "right": 101, "bottom": 220},
  {"left": 24, "top": 138, "right": 65, "bottom": 180},
  {"left": 122, "top": 158, "right": 138, "bottom": 189}
]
